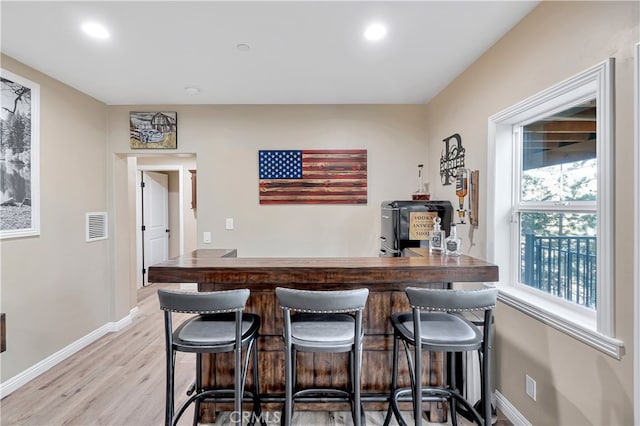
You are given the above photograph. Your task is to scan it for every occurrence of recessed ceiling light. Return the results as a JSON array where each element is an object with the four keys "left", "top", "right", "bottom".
[
  {"left": 236, "top": 43, "right": 251, "bottom": 52},
  {"left": 81, "top": 22, "right": 110, "bottom": 39},
  {"left": 185, "top": 86, "right": 201, "bottom": 96},
  {"left": 364, "top": 23, "right": 387, "bottom": 41}
]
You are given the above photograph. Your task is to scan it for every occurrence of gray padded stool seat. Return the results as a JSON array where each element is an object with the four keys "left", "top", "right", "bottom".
[
  {"left": 383, "top": 287, "right": 498, "bottom": 426},
  {"left": 158, "top": 288, "right": 263, "bottom": 426},
  {"left": 275, "top": 287, "right": 369, "bottom": 426}
]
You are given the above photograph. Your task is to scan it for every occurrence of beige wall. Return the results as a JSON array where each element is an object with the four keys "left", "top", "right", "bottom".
[
  {"left": 107, "top": 105, "right": 429, "bottom": 258},
  {"left": 423, "top": 2, "right": 638, "bottom": 424},
  {"left": 0, "top": 54, "right": 110, "bottom": 381}
]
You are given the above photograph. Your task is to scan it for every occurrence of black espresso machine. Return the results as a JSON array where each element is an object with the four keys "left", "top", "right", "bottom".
[{"left": 379, "top": 200, "right": 453, "bottom": 257}]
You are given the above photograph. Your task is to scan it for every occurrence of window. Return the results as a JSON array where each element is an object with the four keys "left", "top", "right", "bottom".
[
  {"left": 517, "top": 100, "right": 597, "bottom": 308},
  {"left": 488, "top": 58, "right": 623, "bottom": 358}
]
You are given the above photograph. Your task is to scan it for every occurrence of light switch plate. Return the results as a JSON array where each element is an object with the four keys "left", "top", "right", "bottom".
[
  {"left": 225, "top": 218, "right": 234, "bottom": 230},
  {"left": 203, "top": 231, "right": 212, "bottom": 243}
]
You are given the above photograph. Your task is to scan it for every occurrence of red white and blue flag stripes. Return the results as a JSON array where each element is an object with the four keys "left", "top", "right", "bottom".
[{"left": 258, "top": 149, "right": 367, "bottom": 204}]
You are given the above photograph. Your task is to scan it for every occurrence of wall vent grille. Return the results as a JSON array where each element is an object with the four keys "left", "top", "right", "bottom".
[{"left": 86, "top": 212, "right": 108, "bottom": 242}]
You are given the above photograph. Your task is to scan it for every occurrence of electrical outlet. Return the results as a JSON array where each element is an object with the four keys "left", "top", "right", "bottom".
[
  {"left": 225, "top": 218, "right": 234, "bottom": 230},
  {"left": 525, "top": 374, "right": 537, "bottom": 401},
  {"left": 203, "top": 231, "right": 212, "bottom": 244}
]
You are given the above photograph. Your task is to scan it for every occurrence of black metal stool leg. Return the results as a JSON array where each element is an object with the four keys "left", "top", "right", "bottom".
[
  {"left": 383, "top": 333, "right": 400, "bottom": 426},
  {"left": 192, "top": 354, "right": 202, "bottom": 426},
  {"left": 166, "top": 349, "right": 175, "bottom": 426},
  {"left": 449, "top": 352, "right": 458, "bottom": 426},
  {"left": 281, "top": 345, "right": 293, "bottom": 426},
  {"left": 249, "top": 340, "right": 265, "bottom": 426},
  {"left": 349, "top": 351, "right": 356, "bottom": 425},
  {"left": 353, "top": 341, "right": 365, "bottom": 426},
  {"left": 481, "top": 347, "right": 491, "bottom": 426}
]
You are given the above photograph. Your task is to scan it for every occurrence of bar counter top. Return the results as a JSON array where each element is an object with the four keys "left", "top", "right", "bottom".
[{"left": 147, "top": 248, "right": 498, "bottom": 289}]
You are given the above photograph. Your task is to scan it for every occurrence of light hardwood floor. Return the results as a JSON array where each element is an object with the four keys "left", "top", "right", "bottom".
[{"left": 0, "top": 283, "right": 510, "bottom": 426}]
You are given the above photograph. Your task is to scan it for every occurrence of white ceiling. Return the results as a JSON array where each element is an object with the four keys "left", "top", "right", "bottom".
[{"left": 1, "top": 1, "right": 539, "bottom": 105}]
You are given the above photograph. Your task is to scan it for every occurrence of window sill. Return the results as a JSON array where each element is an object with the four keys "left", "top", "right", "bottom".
[{"left": 497, "top": 286, "right": 624, "bottom": 359}]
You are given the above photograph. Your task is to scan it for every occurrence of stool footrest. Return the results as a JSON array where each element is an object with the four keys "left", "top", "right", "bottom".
[
  {"left": 392, "top": 386, "right": 451, "bottom": 403},
  {"left": 173, "top": 389, "right": 263, "bottom": 426},
  {"left": 291, "top": 392, "right": 352, "bottom": 404},
  {"left": 197, "top": 389, "right": 261, "bottom": 403}
]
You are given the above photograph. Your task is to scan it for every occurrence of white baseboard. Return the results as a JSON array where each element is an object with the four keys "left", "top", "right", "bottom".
[
  {"left": 0, "top": 308, "right": 138, "bottom": 399},
  {"left": 126, "top": 306, "right": 139, "bottom": 323},
  {"left": 495, "top": 390, "right": 531, "bottom": 426}
]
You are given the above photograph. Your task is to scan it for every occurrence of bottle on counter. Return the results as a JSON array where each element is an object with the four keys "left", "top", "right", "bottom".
[
  {"left": 429, "top": 216, "right": 445, "bottom": 254},
  {"left": 412, "top": 164, "right": 430, "bottom": 200},
  {"left": 445, "top": 223, "right": 461, "bottom": 256}
]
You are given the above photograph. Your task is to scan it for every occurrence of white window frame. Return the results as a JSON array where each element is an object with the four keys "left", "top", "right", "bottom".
[{"left": 487, "top": 58, "right": 623, "bottom": 358}]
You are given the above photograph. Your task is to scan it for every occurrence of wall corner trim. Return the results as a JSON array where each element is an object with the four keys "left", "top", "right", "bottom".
[{"left": 0, "top": 311, "right": 137, "bottom": 399}]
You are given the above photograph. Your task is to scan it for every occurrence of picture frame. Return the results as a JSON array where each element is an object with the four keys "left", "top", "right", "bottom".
[
  {"left": 0, "top": 69, "right": 40, "bottom": 239},
  {"left": 129, "top": 111, "right": 177, "bottom": 149}
]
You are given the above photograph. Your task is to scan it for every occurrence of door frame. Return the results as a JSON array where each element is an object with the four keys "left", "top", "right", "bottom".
[{"left": 136, "top": 165, "right": 185, "bottom": 288}]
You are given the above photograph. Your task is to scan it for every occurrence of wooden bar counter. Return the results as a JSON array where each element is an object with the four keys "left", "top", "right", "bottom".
[{"left": 148, "top": 249, "right": 498, "bottom": 421}]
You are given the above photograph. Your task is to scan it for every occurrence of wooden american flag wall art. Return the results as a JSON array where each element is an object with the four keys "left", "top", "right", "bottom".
[{"left": 258, "top": 149, "right": 368, "bottom": 204}]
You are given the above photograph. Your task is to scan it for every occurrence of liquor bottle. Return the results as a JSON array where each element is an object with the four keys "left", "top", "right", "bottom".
[
  {"left": 429, "top": 216, "right": 445, "bottom": 254},
  {"left": 445, "top": 223, "right": 461, "bottom": 256},
  {"left": 455, "top": 169, "right": 468, "bottom": 223},
  {"left": 412, "top": 164, "right": 430, "bottom": 200}
]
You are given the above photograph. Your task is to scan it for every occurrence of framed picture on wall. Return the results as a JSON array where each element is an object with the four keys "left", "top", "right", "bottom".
[
  {"left": 129, "top": 111, "right": 177, "bottom": 149},
  {"left": 0, "top": 69, "right": 40, "bottom": 239}
]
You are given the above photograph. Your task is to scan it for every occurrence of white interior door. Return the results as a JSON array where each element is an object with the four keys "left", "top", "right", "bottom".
[{"left": 142, "top": 171, "right": 169, "bottom": 285}]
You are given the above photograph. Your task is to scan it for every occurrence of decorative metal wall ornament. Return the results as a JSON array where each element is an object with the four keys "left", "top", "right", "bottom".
[{"left": 440, "top": 133, "right": 465, "bottom": 185}]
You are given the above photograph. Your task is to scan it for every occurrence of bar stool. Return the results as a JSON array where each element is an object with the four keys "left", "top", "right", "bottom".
[
  {"left": 384, "top": 287, "right": 498, "bottom": 426},
  {"left": 158, "top": 288, "right": 263, "bottom": 426},
  {"left": 275, "top": 287, "right": 369, "bottom": 426}
]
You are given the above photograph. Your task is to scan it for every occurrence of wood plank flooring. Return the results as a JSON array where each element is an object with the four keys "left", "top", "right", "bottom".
[{"left": 0, "top": 283, "right": 511, "bottom": 425}]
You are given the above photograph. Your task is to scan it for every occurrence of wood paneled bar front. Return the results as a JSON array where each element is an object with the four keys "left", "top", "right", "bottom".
[{"left": 148, "top": 249, "right": 498, "bottom": 422}]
